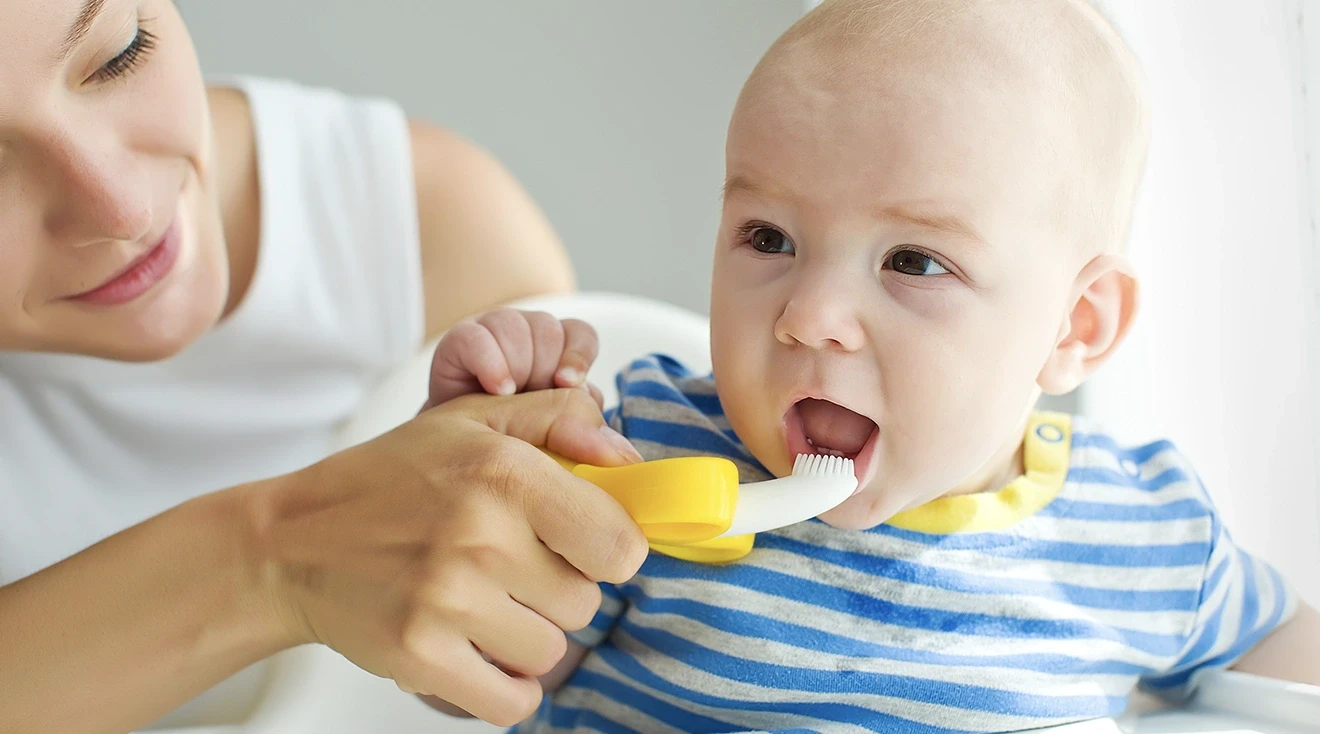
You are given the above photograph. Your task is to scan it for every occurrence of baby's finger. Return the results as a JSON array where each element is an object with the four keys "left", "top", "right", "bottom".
[
  {"left": 555, "top": 319, "right": 599, "bottom": 388},
  {"left": 523, "top": 311, "right": 567, "bottom": 391},
  {"left": 478, "top": 309, "right": 536, "bottom": 391},
  {"left": 441, "top": 322, "right": 516, "bottom": 397}
]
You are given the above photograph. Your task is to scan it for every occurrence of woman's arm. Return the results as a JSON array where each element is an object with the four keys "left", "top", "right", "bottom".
[
  {"left": 0, "top": 390, "right": 646, "bottom": 733},
  {"left": 0, "top": 487, "right": 289, "bottom": 734},
  {"left": 410, "top": 121, "right": 576, "bottom": 339}
]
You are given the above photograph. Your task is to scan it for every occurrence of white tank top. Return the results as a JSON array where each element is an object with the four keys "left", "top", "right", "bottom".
[{"left": 0, "top": 77, "right": 424, "bottom": 585}]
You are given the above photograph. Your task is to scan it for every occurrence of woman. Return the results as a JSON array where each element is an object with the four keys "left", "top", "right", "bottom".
[{"left": 0, "top": 1, "right": 647, "bottom": 731}]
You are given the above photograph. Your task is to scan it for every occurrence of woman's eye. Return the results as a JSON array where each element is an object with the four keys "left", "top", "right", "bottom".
[
  {"left": 888, "top": 249, "right": 950, "bottom": 276},
  {"left": 91, "top": 27, "right": 157, "bottom": 84},
  {"left": 748, "top": 227, "right": 794, "bottom": 255}
]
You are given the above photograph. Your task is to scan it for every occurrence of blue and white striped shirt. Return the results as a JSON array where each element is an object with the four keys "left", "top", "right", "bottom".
[{"left": 524, "top": 355, "right": 1295, "bottom": 733}]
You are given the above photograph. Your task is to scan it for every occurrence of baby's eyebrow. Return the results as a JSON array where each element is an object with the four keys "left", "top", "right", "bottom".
[
  {"left": 721, "top": 174, "right": 782, "bottom": 203},
  {"left": 882, "top": 205, "right": 987, "bottom": 246},
  {"left": 724, "top": 174, "right": 987, "bottom": 246}
]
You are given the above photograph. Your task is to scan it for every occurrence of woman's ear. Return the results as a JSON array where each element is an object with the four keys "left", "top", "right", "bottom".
[{"left": 1038, "top": 254, "right": 1140, "bottom": 395}]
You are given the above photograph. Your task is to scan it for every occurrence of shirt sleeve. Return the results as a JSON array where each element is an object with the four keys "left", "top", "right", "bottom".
[
  {"left": 1140, "top": 506, "right": 1297, "bottom": 700},
  {"left": 237, "top": 77, "right": 424, "bottom": 376}
]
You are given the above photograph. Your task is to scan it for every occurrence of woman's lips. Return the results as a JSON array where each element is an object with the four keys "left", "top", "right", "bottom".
[
  {"left": 783, "top": 400, "right": 880, "bottom": 493},
  {"left": 70, "top": 217, "right": 181, "bottom": 306}
]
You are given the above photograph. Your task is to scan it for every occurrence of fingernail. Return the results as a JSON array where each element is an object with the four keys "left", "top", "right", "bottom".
[
  {"left": 557, "top": 367, "right": 582, "bottom": 386},
  {"left": 600, "top": 424, "right": 642, "bottom": 462},
  {"left": 497, "top": 379, "right": 516, "bottom": 396}
]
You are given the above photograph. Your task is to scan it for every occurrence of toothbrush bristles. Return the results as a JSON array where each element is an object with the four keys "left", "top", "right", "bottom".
[{"left": 792, "top": 453, "right": 856, "bottom": 478}]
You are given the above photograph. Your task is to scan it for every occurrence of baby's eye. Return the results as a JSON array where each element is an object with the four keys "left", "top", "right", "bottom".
[
  {"left": 887, "top": 249, "right": 949, "bottom": 276},
  {"left": 747, "top": 226, "right": 795, "bottom": 255}
]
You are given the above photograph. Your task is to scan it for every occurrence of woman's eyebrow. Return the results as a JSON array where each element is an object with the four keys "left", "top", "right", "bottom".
[{"left": 59, "top": 0, "right": 108, "bottom": 62}]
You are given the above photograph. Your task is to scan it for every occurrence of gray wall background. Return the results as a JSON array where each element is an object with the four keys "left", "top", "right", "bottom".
[
  {"left": 188, "top": 0, "right": 1075, "bottom": 411},
  {"left": 188, "top": 1, "right": 805, "bottom": 315}
]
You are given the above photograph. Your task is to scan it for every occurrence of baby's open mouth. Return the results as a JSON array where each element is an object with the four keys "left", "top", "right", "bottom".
[{"left": 784, "top": 398, "right": 880, "bottom": 490}]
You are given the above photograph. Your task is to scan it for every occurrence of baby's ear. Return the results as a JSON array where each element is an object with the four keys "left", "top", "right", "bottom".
[{"left": 1037, "top": 254, "right": 1139, "bottom": 395}]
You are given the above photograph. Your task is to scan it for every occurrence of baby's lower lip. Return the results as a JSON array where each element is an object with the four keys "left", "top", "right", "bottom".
[{"left": 848, "top": 430, "right": 880, "bottom": 492}]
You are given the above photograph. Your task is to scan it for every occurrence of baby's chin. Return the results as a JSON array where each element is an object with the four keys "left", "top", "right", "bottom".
[{"left": 813, "top": 484, "right": 908, "bottom": 531}]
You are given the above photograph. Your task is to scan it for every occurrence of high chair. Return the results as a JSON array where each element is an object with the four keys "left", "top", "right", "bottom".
[{"left": 138, "top": 292, "right": 1320, "bottom": 734}]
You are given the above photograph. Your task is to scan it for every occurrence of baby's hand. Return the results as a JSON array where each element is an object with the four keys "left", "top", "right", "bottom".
[{"left": 423, "top": 308, "right": 603, "bottom": 410}]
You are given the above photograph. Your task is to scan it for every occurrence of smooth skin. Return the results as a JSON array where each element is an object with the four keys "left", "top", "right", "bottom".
[{"left": 0, "top": 0, "right": 648, "bottom": 731}]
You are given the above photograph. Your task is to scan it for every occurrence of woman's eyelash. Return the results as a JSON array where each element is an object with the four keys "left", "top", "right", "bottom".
[{"left": 92, "top": 27, "right": 157, "bottom": 83}]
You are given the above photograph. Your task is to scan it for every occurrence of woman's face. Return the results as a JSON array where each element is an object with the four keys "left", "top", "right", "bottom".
[{"left": 0, "top": 0, "right": 228, "bottom": 360}]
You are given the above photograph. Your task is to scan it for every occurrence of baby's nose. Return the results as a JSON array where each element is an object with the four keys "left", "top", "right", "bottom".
[{"left": 774, "top": 289, "right": 866, "bottom": 352}]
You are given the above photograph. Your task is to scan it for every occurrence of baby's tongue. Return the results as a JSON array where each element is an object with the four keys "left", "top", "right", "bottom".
[{"left": 797, "top": 398, "right": 874, "bottom": 456}]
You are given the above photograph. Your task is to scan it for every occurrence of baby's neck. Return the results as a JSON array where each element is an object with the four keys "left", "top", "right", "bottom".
[{"left": 944, "top": 437, "right": 1027, "bottom": 499}]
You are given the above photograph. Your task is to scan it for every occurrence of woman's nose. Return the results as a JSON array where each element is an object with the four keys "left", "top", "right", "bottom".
[
  {"left": 41, "top": 126, "right": 153, "bottom": 246},
  {"left": 773, "top": 274, "right": 867, "bottom": 352}
]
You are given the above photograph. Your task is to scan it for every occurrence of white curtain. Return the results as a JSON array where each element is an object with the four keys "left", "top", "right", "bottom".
[{"left": 1087, "top": 0, "right": 1320, "bottom": 605}]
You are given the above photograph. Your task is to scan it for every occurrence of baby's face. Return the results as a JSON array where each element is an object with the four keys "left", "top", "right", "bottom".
[{"left": 711, "top": 51, "right": 1088, "bottom": 530}]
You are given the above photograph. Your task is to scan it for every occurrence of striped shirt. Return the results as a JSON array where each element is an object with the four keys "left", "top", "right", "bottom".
[{"left": 523, "top": 355, "right": 1296, "bottom": 734}]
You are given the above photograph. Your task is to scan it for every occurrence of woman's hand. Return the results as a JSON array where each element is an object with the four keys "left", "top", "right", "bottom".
[{"left": 256, "top": 388, "right": 646, "bottom": 726}]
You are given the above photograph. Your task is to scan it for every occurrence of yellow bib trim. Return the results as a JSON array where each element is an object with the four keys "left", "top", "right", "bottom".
[{"left": 886, "top": 412, "right": 1072, "bottom": 534}]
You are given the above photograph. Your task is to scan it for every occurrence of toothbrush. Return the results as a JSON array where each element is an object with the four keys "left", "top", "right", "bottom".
[{"left": 543, "top": 450, "right": 857, "bottom": 563}]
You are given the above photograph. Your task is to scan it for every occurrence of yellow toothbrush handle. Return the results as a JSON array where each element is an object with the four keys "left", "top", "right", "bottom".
[
  {"left": 541, "top": 450, "right": 750, "bottom": 556},
  {"left": 648, "top": 535, "right": 756, "bottom": 564}
]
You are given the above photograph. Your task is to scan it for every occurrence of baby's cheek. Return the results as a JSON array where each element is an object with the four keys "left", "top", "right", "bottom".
[{"left": 740, "top": 421, "right": 793, "bottom": 479}]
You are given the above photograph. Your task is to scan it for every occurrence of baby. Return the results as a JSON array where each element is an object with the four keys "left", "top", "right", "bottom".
[{"left": 424, "top": 0, "right": 1318, "bottom": 731}]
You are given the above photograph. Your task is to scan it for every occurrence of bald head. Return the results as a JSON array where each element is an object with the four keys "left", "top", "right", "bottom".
[{"left": 737, "top": 0, "right": 1150, "bottom": 254}]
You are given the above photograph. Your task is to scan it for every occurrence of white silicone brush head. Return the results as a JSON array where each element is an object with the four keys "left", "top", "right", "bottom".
[{"left": 718, "top": 453, "right": 859, "bottom": 537}]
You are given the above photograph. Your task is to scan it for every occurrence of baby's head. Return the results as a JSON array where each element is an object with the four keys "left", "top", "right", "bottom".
[{"left": 709, "top": 0, "right": 1149, "bottom": 529}]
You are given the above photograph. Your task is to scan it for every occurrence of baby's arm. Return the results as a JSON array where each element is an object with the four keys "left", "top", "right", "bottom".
[
  {"left": 418, "top": 640, "right": 590, "bottom": 719},
  {"left": 1231, "top": 601, "right": 1320, "bottom": 685}
]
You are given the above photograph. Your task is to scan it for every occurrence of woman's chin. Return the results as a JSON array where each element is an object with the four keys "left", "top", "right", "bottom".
[
  {"left": 70, "top": 271, "right": 228, "bottom": 362},
  {"left": 103, "top": 326, "right": 212, "bottom": 362}
]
